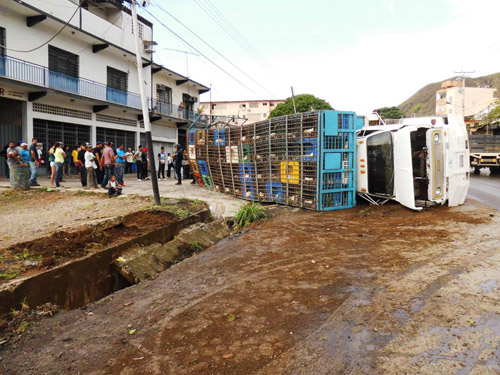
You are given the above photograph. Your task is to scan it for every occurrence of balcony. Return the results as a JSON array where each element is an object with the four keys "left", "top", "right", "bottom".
[
  {"left": 0, "top": 54, "right": 142, "bottom": 109},
  {"left": 0, "top": 55, "right": 201, "bottom": 123},
  {"left": 151, "top": 98, "right": 199, "bottom": 123}
]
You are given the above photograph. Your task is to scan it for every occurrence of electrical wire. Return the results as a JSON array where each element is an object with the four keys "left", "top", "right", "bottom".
[
  {"left": 192, "top": 0, "right": 262, "bottom": 64},
  {"left": 140, "top": 6, "right": 259, "bottom": 95},
  {"left": 0, "top": 3, "right": 82, "bottom": 53},
  {"left": 198, "top": 0, "right": 265, "bottom": 63},
  {"left": 151, "top": 2, "right": 277, "bottom": 98}
]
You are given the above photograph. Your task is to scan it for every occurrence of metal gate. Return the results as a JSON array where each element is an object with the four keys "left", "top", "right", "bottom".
[
  {"left": 96, "top": 127, "right": 136, "bottom": 151},
  {"left": 33, "top": 118, "right": 90, "bottom": 174},
  {"left": 0, "top": 98, "right": 22, "bottom": 177}
]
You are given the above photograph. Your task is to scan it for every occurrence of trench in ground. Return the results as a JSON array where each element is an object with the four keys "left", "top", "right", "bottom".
[{"left": 0, "top": 207, "right": 212, "bottom": 324}]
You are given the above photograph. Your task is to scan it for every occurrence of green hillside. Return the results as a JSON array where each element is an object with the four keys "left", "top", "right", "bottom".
[{"left": 398, "top": 73, "right": 500, "bottom": 116}]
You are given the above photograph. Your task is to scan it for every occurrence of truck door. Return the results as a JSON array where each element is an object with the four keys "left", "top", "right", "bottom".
[{"left": 393, "top": 128, "right": 422, "bottom": 211}]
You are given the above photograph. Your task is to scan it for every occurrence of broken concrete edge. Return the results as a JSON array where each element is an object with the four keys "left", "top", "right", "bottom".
[
  {"left": 113, "top": 221, "right": 232, "bottom": 285},
  {"left": 0, "top": 209, "right": 212, "bottom": 320}
]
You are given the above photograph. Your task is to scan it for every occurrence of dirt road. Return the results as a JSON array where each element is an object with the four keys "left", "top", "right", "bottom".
[{"left": 1, "top": 199, "right": 499, "bottom": 375}]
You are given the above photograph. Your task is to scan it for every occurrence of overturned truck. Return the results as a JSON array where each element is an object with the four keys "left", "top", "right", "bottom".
[
  {"left": 188, "top": 111, "right": 358, "bottom": 211},
  {"left": 188, "top": 111, "right": 470, "bottom": 211}
]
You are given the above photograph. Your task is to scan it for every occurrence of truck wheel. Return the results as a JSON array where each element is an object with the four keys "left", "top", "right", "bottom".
[
  {"left": 474, "top": 167, "right": 481, "bottom": 175},
  {"left": 491, "top": 167, "right": 499, "bottom": 175}
]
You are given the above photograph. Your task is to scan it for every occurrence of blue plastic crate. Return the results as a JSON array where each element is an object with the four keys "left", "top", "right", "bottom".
[{"left": 317, "top": 111, "right": 357, "bottom": 211}]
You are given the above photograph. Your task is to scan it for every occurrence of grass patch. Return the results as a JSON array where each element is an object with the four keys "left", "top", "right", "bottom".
[
  {"left": 165, "top": 206, "right": 191, "bottom": 219},
  {"left": 191, "top": 199, "right": 204, "bottom": 206},
  {"left": 188, "top": 241, "right": 204, "bottom": 251},
  {"left": 234, "top": 202, "right": 267, "bottom": 229}
]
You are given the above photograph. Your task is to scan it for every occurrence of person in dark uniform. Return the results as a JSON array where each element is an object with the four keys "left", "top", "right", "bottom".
[{"left": 174, "top": 144, "right": 183, "bottom": 185}]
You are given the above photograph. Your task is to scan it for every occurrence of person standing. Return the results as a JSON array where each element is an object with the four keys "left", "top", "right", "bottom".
[
  {"left": 100, "top": 142, "right": 115, "bottom": 188},
  {"left": 115, "top": 144, "right": 126, "bottom": 187},
  {"left": 28, "top": 139, "right": 39, "bottom": 186},
  {"left": 53, "top": 142, "right": 66, "bottom": 188},
  {"left": 19, "top": 143, "right": 30, "bottom": 165},
  {"left": 84, "top": 144, "right": 97, "bottom": 189},
  {"left": 63, "top": 145, "right": 72, "bottom": 177},
  {"left": 125, "top": 147, "right": 134, "bottom": 174},
  {"left": 174, "top": 144, "right": 183, "bottom": 185},
  {"left": 157, "top": 146, "right": 166, "bottom": 180},
  {"left": 93, "top": 142, "right": 104, "bottom": 185},
  {"left": 48, "top": 143, "right": 57, "bottom": 188},
  {"left": 135, "top": 145, "right": 144, "bottom": 181},
  {"left": 166, "top": 152, "right": 173, "bottom": 179},
  {"left": 77, "top": 143, "right": 87, "bottom": 187},
  {"left": 182, "top": 149, "right": 190, "bottom": 180},
  {"left": 72, "top": 145, "right": 80, "bottom": 178}
]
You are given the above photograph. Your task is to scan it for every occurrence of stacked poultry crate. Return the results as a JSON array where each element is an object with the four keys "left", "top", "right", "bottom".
[{"left": 188, "top": 110, "right": 357, "bottom": 211}]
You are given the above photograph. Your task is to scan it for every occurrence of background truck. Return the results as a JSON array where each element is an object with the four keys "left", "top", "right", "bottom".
[{"left": 469, "top": 134, "right": 500, "bottom": 174}]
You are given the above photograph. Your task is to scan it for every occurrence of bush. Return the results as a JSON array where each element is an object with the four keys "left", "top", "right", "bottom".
[{"left": 234, "top": 203, "right": 267, "bottom": 228}]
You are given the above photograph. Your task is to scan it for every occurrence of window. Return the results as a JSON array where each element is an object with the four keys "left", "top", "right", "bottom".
[
  {"left": 216, "top": 104, "right": 227, "bottom": 110},
  {"left": 48, "top": 46, "right": 79, "bottom": 78},
  {"left": 157, "top": 84, "right": 172, "bottom": 103},
  {"left": 239, "top": 103, "right": 246, "bottom": 110},
  {"left": 107, "top": 67, "right": 127, "bottom": 92},
  {"left": 270, "top": 103, "right": 275, "bottom": 106},
  {"left": 262, "top": 102, "right": 268, "bottom": 106},
  {"left": 249, "top": 102, "right": 259, "bottom": 109},
  {"left": 131, "top": 21, "right": 144, "bottom": 39},
  {"left": 367, "top": 132, "right": 394, "bottom": 197},
  {"left": 106, "top": 67, "right": 128, "bottom": 105},
  {"left": 0, "top": 27, "right": 5, "bottom": 56}
]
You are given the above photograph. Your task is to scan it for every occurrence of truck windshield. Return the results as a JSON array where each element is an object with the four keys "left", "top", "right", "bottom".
[{"left": 367, "top": 132, "right": 394, "bottom": 196}]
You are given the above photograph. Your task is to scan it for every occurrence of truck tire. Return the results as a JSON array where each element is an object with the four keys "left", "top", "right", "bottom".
[
  {"left": 474, "top": 167, "right": 481, "bottom": 175},
  {"left": 490, "top": 167, "right": 500, "bottom": 175}
]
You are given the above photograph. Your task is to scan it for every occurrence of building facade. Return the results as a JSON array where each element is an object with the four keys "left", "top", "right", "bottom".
[
  {"left": 435, "top": 80, "right": 497, "bottom": 118},
  {"left": 200, "top": 99, "right": 284, "bottom": 124},
  {"left": 0, "top": 0, "right": 209, "bottom": 176}
]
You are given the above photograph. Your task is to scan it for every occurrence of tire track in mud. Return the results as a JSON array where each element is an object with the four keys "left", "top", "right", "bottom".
[{"left": 255, "top": 217, "right": 500, "bottom": 375}]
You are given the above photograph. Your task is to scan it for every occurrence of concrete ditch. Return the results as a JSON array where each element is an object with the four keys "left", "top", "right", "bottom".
[{"left": 0, "top": 208, "right": 215, "bottom": 319}]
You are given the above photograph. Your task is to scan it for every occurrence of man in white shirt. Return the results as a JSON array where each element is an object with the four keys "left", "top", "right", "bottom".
[{"left": 84, "top": 144, "right": 97, "bottom": 189}]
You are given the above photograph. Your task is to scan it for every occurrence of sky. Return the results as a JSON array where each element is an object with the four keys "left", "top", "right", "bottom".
[{"left": 140, "top": 0, "right": 500, "bottom": 114}]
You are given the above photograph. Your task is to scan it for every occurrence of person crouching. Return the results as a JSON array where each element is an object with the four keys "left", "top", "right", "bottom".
[{"left": 107, "top": 175, "right": 122, "bottom": 198}]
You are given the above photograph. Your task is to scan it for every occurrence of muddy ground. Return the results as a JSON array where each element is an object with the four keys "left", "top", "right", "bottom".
[
  {"left": 0, "top": 189, "right": 204, "bottom": 283},
  {"left": 0, "top": 189, "right": 153, "bottom": 249},
  {"left": 1, "top": 199, "right": 500, "bottom": 374}
]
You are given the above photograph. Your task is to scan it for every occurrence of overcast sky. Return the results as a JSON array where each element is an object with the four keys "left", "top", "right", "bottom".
[{"left": 142, "top": 0, "right": 500, "bottom": 114}]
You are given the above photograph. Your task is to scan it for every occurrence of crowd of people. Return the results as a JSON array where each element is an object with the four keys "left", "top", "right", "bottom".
[{"left": 2, "top": 139, "right": 195, "bottom": 197}]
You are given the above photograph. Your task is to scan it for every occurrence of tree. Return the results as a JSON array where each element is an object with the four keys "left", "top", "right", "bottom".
[
  {"left": 269, "top": 94, "right": 333, "bottom": 118},
  {"left": 375, "top": 106, "right": 406, "bottom": 119},
  {"left": 481, "top": 101, "right": 500, "bottom": 127}
]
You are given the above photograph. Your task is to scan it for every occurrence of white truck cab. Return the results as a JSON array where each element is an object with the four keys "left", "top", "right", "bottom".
[{"left": 356, "top": 116, "right": 469, "bottom": 210}]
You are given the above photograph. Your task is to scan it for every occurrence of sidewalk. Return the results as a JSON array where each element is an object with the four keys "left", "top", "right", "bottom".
[{"left": 0, "top": 173, "right": 244, "bottom": 219}]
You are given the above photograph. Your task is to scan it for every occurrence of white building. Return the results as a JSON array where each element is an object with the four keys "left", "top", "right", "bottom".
[
  {"left": 436, "top": 80, "right": 497, "bottom": 117},
  {"left": 200, "top": 99, "right": 284, "bottom": 124},
  {"left": 0, "top": 0, "right": 209, "bottom": 176}
]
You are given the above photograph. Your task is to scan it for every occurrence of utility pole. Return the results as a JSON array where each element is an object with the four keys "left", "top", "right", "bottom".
[
  {"left": 290, "top": 86, "right": 297, "bottom": 114},
  {"left": 130, "top": 0, "right": 161, "bottom": 206},
  {"left": 454, "top": 69, "right": 475, "bottom": 122}
]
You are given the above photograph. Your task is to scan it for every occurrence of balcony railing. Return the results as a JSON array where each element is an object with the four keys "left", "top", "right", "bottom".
[
  {"left": 0, "top": 55, "right": 142, "bottom": 109},
  {"left": 151, "top": 98, "right": 198, "bottom": 122},
  {"left": 0, "top": 55, "right": 201, "bottom": 123}
]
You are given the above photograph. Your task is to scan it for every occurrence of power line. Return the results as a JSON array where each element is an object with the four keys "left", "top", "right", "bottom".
[
  {"left": 151, "top": 2, "right": 277, "bottom": 98},
  {"left": 140, "top": 6, "right": 259, "bottom": 95},
  {"left": 199, "top": 0, "right": 265, "bottom": 62},
  {"left": 192, "top": 0, "right": 263, "bottom": 64},
  {"left": 0, "top": 3, "right": 82, "bottom": 53}
]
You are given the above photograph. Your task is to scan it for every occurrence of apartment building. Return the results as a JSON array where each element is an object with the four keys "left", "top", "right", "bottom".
[
  {"left": 200, "top": 99, "right": 284, "bottom": 124},
  {"left": 0, "top": 0, "right": 209, "bottom": 176},
  {"left": 436, "top": 80, "right": 497, "bottom": 118}
]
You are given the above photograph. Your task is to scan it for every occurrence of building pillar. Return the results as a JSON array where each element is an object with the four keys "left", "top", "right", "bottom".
[
  {"left": 23, "top": 101, "right": 33, "bottom": 142},
  {"left": 90, "top": 113, "right": 97, "bottom": 145}
]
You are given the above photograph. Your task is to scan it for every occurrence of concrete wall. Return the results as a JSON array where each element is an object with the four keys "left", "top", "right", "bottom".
[{"left": 200, "top": 100, "right": 284, "bottom": 123}]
